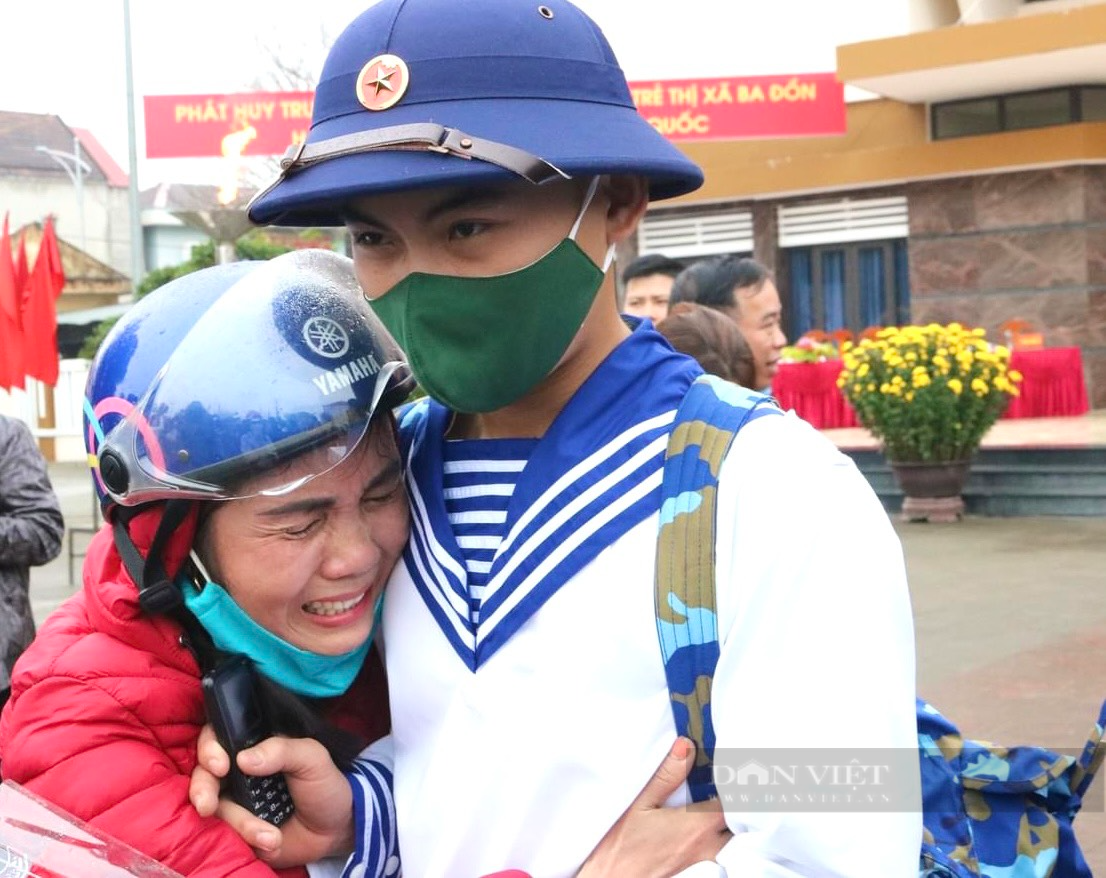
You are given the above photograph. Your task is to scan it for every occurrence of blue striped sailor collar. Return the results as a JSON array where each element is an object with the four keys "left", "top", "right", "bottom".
[{"left": 397, "top": 322, "right": 702, "bottom": 670}]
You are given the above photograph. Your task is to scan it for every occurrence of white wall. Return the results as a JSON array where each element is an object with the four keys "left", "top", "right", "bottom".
[
  {"left": 955, "top": 0, "right": 1023, "bottom": 22},
  {"left": 144, "top": 222, "right": 208, "bottom": 271},
  {"left": 0, "top": 360, "right": 91, "bottom": 462},
  {"left": 0, "top": 176, "right": 133, "bottom": 279}
]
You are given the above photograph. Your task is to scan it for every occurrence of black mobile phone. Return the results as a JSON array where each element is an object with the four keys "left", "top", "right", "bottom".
[{"left": 201, "top": 655, "right": 295, "bottom": 826}]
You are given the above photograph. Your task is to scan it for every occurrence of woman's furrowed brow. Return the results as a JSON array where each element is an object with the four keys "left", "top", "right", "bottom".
[
  {"left": 259, "top": 496, "right": 335, "bottom": 517},
  {"left": 363, "top": 460, "right": 403, "bottom": 496}
]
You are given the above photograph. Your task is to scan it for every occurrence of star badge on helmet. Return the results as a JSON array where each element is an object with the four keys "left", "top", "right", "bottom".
[{"left": 356, "top": 53, "right": 410, "bottom": 111}]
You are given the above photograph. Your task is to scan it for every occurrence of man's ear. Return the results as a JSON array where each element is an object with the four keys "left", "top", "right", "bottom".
[{"left": 603, "top": 175, "right": 649, "bottom": 245}]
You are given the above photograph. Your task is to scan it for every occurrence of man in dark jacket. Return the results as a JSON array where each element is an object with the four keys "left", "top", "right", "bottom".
[{"left": 0, "top": 414, "right": 64, "bottom": 707}]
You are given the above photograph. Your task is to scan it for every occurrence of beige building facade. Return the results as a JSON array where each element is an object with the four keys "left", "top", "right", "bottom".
[{"left": 637, "top": 0, "right": 1106, "bottom": 406}]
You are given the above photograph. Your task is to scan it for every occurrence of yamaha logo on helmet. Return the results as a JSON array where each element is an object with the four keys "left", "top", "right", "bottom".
[
  {"left": 302, "top": 316, "right": 350, "bottom": 359},
  {"left": 356, "top": 53, "right": 410, "bottom": 111},
  {"left": 312, "top": 352, "right": 383, "bottom": 397}
]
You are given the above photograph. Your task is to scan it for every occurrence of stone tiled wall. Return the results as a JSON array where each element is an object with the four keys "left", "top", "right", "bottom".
[{"left": 906, "top": 167, "right": 1106, "bottom": 408}]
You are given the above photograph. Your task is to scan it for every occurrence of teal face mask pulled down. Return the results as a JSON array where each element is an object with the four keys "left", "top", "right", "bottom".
[{"left": 182, "top": 580, "right": 377, "bottom": 699}]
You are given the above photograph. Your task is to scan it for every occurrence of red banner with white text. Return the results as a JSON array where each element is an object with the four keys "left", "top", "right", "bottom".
[
  {"left": 143, "top": 75, "right": 845, "bottom": 158},
  {"left": 627, "top": 73, "right": 845, "bottom": 141},
  {"left": 143, "top": 92, "right": 314, "bottom": 159}
]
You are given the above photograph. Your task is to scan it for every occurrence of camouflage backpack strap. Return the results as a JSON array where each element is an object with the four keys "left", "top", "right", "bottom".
[{"left": 655, "top": 374, "right": 783, "bottom": 803}]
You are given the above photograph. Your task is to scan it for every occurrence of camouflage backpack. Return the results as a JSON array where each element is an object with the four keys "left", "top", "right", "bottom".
[{"left": 655, "top": 373, "right": 1106, "bottom": 877}]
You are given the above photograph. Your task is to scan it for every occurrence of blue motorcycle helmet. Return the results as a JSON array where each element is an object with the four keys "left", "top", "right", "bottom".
[
  {"left": 247, "top": 0, "right": 704, "bottom": 227},
  {"left": 85, "top": 249, "right": 413, "bottom": 516}
]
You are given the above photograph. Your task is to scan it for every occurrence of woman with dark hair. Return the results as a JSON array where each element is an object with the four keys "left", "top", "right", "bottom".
[
  {"left": 0, "top": 250, "right": 411, "bottom": 877},
  {"left": 656, "top": 302, "right": 757, "bottom": 388}
]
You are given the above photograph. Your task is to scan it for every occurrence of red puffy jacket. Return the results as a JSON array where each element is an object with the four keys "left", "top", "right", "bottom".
[{"left": 0, "top": 505, "right": 389, "bottom": 878}]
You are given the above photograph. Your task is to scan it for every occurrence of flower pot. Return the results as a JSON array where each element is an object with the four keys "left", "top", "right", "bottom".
[{"left": 889, "top": 459, "right": 971, "bottom": 523}]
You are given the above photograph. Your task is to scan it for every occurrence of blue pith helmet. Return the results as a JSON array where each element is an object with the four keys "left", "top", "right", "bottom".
[
  {"left": 247, "top": 0, "right": 704, "bottom": 227},
  {"left": 85, "top": 249, "right": 413, "bottom": 513}
]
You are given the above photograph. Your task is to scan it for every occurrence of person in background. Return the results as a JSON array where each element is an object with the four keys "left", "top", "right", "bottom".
[
  {"left": 667, "top": 258, "right": 717, "bottom": 311},
  {"left": 656, "top": 302, "right": 756, "bottom": 388},
  {"left": 0, "top": 414, "right": 64, "bottom": 710},
  {"left": 620, "top": 253, "right": 684, "bottom": 324},
  {"left": 679, "top": 255, "right": 787, "bottom": 392}
]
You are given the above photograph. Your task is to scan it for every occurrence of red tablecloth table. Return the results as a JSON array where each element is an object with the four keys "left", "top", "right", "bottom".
[
  {"left": 1003, "top": 347, "right": 1089, "bottom": 419},
  {"left": 772, "top": 360, "right": 858, "bottom": 429}
]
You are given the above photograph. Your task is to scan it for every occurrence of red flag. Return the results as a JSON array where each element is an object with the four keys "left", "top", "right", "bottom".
[
  {"left": 0, "top": 214, "right": 17, "bottom": 321},
  {"left": 22, "top": 216, "right": 65, "bottom": 387},
  {"left": 40, "top": 216, "right": 64, "bottom": 294},
  {"left": 13, "top": 230, "right": 28, "bottom": 316},
  {"left": 0, "top": 214, "right": 25, "bottom": 391}
]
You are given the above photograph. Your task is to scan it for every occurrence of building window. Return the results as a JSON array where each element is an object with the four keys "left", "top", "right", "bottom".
[
  {"left": 638, "top": 208, "right": 753, "bottom": 259},
  {"left": 786, "top": 239, "right": 910, "bottom": 338},
  {"left": 1004, "top": 89, "right": 1072, "bottom": 131},
  {"left": 932, "top": 86, "right": 1106, "bottom": 140},
  {"left": 933, "top": 98, "right": 1000, "bottom": 139},
  {"left": 1080, "top": 87, "right": 1106, "bottom": 122}
]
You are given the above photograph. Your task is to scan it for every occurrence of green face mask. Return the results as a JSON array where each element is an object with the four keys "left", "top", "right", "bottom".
[{"left": 366, "top": 178, "right": 612, "bottom": 414}]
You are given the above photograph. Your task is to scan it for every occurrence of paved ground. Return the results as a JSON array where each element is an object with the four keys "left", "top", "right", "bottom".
[{"left": 27, "top": 461, "right": 1106, "bottom": 871}]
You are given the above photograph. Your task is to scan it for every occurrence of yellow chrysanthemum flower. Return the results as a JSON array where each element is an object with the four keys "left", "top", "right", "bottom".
[{"left": 836, "top": 322, "right": 1019, "bottom": 460}]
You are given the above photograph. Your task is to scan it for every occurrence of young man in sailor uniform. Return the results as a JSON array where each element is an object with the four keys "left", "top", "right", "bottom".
[{"left": 195, "top": 1, "right": 921, "bottom": 874}]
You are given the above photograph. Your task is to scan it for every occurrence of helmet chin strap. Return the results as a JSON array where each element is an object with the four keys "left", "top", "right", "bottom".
[
  {"left": 111, "top": 500, "right": 192, "bottom": 615},
  {"left": 112, "top": 500, "right": 221, "bottom": 669}
]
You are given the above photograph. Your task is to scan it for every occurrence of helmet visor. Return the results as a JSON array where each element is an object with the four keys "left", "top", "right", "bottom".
[{"left": 99, "top": 252, "right": 408, "bottom": 505}]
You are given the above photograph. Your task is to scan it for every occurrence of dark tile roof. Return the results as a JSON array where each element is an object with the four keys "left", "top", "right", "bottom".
[{"left": 0, "top": 111, "right": 107, "bottom": 181}]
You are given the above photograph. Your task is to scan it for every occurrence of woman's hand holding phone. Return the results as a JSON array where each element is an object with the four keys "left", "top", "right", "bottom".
[{"left": 190, "top": 724, "right": 354, "bottom": 868}]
